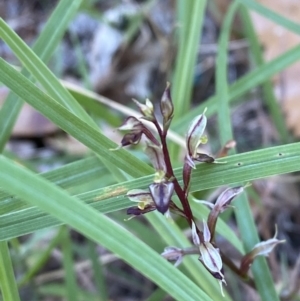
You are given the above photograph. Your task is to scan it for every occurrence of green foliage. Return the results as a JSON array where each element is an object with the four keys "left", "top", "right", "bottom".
[{"left": 0, "top": 0, "right": 299, "bottom": 300}]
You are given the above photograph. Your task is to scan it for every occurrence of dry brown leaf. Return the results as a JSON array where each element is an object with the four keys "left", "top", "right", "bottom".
[{"left": 0, "top": 87, "right": 58, "bottom": 137}]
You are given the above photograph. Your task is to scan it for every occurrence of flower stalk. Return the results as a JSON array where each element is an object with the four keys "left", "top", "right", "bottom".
[{"left": 116, "top": 83, "right": 284, "bottom": 296}]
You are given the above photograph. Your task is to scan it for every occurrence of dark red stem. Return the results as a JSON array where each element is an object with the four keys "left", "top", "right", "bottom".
[{"left": 153, "top": 120, "right": 194, "bottom": 227}]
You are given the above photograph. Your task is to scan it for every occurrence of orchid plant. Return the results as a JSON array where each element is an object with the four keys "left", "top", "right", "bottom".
[{"left": 117, "top": 83, "right": 284, "bottom": 296}]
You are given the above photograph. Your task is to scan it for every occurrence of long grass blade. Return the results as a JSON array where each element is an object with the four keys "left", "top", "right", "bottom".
[
  {"left": 61, "top": 226, "right": 78, "bottom": 301},
  {"left": 215, "top": 2, "right": 280, "bottom": 300},
  {"left": 18, "top": 228, "right": 65, "bottom": 287},
  {"left": 0, "top": 241, "right": 21, "bottom": 301},
  {"left": 240, "top": 0, "right": 300, "bottom": 35},
  {"left": 172, "top": 44, "right": 300, "bottom": 133},
  {"left": 171, "top": 0, "right": 207, "bottom": 159},
  {"left": 239, "top": 4, "right": 289, "bottom": 143},
  {"left": 0, "top": 0, "right": 83, "bottom": 151},
  {"left": 0, "top": 58, "right": 153, "bottom": 177},
  {"left": 1, "top": 141, "right": 299, "bottom": 241},
  {"left": 0, "top": 156, "right": 213, "bottom": 301}
]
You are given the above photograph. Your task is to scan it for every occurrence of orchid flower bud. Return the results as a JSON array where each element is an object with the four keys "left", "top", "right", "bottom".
[
  {"left": 141, "top": 126, "right": 161, "bottom": 146},
  {"left": 116, "top": 116, "right": 144, "bottom": 148},
  {"left": 193, "top": 153, "right": 215, "bottom": 163},
  {"left": 185, "top": 109, "right": 207, "bottom": 168},
  {"left": 118, "top": 116, "right": 144, "bottom": 132},
  {"left": 126, "top": 204, "right": 156, "bottom": 216},
  {"left": 149, "top": 181, "right": 174, "bottom": 215},
  {"left": 126, "top": 189, "right": 156, "bottom": 217},
  {"left": 160, "top": 82, "right": 174, "bottom": 131},
  {"left": 192, "top": 221, "right": 226, "bottom": 296},
  {"left": 214, "top": 186, "right": 244, "bottom": 213},
  {"left": 240, "top": 226, "right": 285, "bottom": 274},
  {"left": 161, "top": 246, "right": 183, "bottom": 267},
  {"left": 120, "top": 132, "right": 143, "bottom": 147},
  {"left": 182, "top": 159, "right": 192, "bottom": 194},
  {"left": 118, "top": 115, "right": 160, "bottom": 147},
  {"left": 196, "top": 186, "right": 245, "bottom": 239},
  {"left": 145, "top": 143, "right": 166, "bottom": 173},
  {"left": 132, "top": 98, "right": 154, "bottom": 121},
  {"left": 127, "top": 189, "right": 153, "bottom": 208}
]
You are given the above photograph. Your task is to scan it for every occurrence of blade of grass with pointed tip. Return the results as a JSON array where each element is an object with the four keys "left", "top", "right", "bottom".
[
  {"left": 216, "top": 2, "right": 279, "bottom": 300},
  {"left": 0, "top": 156, "right": 213, "bottom": 301}
]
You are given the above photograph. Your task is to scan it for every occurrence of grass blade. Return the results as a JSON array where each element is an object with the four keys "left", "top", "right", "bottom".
[
  {"left": 239, "top": 4, "right": 289, "bottom": 143},
  {"left": 18, "top": 228, "right": 65, "bottom": 287},
  {"left": 0, "top": 19, "right": 93, "bottom": 123},
  {"left": 61, "top": 226, "right": 78, "bottom": 301},
  {"left": 0, "top": 156, "right": 105, "bottom": 215},
  {"left": 172, "top": 0, "right": 207, "bottom": 115},
  {"left": 0, "top": 12, "right": 126, "bottom": 182},
  {"left": 0, "top": 155, "right": 213, "bottom": 301},
  {"left": 0, "top": 58, "right": 153, "bottom": 177},
  {"left": 87, "top": 240, "right": 108, "bottom": 301},
  {"left": 1, "top": 141, "right": 300, "bottom": 241},
  {"left": 171, "top": 0, "right": 207, "bottom": 159},
  {"left": 0, "top": 0, "right": 83, "bottom": 151},
  {"left": 0, "top": 241, "right": 21, "bottom": 301},
  {"left": 241, "top": 0, "right": 300, "bottom": 35},
  {"left": 172, "top": 44, "right": 300, "bottom": 133},
  {"left": 216, "top": 2, "right": 280, "bottom": 300}
]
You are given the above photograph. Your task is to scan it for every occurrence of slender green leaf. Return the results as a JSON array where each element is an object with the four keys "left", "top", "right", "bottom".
[
  {"left": 172, "top": 0, "right": 207, "bottom": 115},
  {"left": 0, "top": 241, "right": 21, "bottom": 301},
  {"left": 0, "top": 58, "right": 153, "bottom": 177},
  {"left": 18, "top": 228, "right": 65, "bottom": 287},
  {"left": 171, "top": 0, "right": 207, "bottom": 159},
  {"left": 172, "top": 44, "right": 300, "bottom": 133},
  {"left": 0, "top": 18, "right": 93, "bottom": 124},
  {"left": 87, "top": 240, "right": 108, "bottom": 300},
  {"left": 239, "top": 4, "right": 289, "bottom": 143},
  {"left": 215, "top": 3, "right": 280, "bottom": 300},
  {"left": 61, "top": 226, "right": 78, "bottom": 301},
  {"left": 240, "top": 0, "right": 300, "bottom": 35},
  {"left": 1, "top": 142, "right": 299, "bottom": 241},
  {"left": 0, "top": 16, "right": 125, "bottom": 182},
  {"left": 38, "top": 284, "right": 99, "bottom": 301},
  {"left": 216, "top": 1, "right": 239, "bottom": 145},
  {"left": 0, "top": 0, "right": 83, "bottom": 151},
  {"left": 145, "top": 288, "right": 167, "bottom": 301},
  {"left": 0, "top": 156, "right": 213, "bottom": 301},
  {"left": 0, "top": 156, "right": 105, "bottom": 215}
]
